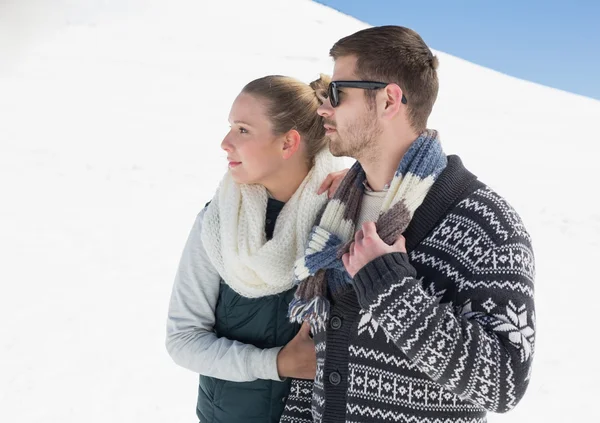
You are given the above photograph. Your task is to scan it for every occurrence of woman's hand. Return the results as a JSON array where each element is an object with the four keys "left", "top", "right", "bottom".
[
  {"left": 318, "top": 169, "right": 349, "bottom": 199},
  {"left": 276, "top": 322, "right": 316, "bottom": 380}
]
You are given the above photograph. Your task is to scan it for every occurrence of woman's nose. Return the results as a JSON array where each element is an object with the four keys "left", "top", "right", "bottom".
[{"left": 221, "top": 134, "right": 233, "bottom": 152}]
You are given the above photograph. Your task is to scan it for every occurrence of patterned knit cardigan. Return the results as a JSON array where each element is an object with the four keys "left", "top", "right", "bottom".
[{"left": 280, "top": 155, "right": 535, "bottom": 423}]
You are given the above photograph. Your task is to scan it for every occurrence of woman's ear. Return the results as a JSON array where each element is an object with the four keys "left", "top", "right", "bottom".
[{"left": 282, "top": 129, "right": 301, "bottom": 159}]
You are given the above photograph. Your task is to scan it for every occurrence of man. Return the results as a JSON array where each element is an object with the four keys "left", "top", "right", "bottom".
[{"left": 280, "top": 26, "right": 535, "bottom": 423}]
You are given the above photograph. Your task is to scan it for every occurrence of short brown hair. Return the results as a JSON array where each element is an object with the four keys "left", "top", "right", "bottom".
[
  {"left": 330, "top": 26, "right": 439, "bottom": 132},
  {"left": 242, "top": 74, "right": 331, "bottom": 166}
]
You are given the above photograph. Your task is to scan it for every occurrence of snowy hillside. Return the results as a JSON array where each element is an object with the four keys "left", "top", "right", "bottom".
[{"left": 1, "top": 0, "right": 599, "bottom": 422}]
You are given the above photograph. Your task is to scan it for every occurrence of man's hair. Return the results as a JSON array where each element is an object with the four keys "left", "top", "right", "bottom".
[{"left": 330, "top": 26, "right": 439, "bottom": 132}]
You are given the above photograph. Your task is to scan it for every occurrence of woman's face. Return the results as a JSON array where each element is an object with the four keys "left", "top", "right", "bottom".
[{"left": 221, "top": 93, "right": 285, "bottom": 186}]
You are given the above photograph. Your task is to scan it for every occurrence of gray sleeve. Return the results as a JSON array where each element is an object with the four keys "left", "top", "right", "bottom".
[{"left": 165, "top": 208, "right": 284, "bottom": 382}]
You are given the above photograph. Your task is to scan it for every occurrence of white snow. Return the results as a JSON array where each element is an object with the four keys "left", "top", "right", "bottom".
[{"left": 1, "top": 0, "right": 599, "bottom": 422}]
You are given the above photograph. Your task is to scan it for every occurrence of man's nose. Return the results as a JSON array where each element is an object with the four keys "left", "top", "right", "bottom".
[{"left": 317, "top": 97, "right": 334, "bottom": 118}]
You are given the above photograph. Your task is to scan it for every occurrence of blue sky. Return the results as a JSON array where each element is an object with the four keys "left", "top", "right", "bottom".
[{"left": 316, "top": 0, "right": 600, "bottom": 101}]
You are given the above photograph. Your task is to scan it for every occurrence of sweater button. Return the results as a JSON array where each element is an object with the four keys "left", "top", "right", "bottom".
[
  {"left": 329, "top": 371, "right": 341, "bottom": 386},
  {"left": 266, "top": 219, "right": 272, "bottom": 224},
  {"left": 330, "top": 316, "right": 342, "bottom": 330}
]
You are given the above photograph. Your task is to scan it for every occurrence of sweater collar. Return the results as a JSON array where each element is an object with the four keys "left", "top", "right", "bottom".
[
  {"left": 331, "top": 155, "right": 480, "bottom": 304},
  {"left": 403, "top": 155, "right": 480, "bottom": 252}
]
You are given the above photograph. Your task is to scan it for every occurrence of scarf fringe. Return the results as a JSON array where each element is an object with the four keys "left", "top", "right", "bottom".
[{"left": 289, "top": 296, "right": 330, "bottom": 331}]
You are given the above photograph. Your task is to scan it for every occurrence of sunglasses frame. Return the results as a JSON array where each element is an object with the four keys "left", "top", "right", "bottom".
[{"left": 328, "top": 81, "right": 408, "bottom": 107}]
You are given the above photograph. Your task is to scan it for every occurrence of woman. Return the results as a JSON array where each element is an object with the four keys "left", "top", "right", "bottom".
[{"left": 166, "top": 74, "right": 346, "bottom": 423}]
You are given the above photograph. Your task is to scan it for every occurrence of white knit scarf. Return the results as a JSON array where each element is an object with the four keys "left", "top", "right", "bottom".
[{"left": 201, "top": 149, "right": 342, "bottom": 298}]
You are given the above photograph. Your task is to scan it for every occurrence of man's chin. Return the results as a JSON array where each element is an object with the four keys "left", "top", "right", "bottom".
[{"left": 328, "top": 137, "right": 346, "bottom": 157}]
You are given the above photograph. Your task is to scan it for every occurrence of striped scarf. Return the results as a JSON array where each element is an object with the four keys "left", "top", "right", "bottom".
[{"left": 289, "top": 130, "right": 447, "bottom": 330}]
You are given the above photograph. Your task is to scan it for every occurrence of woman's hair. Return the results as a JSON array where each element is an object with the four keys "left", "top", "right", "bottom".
[{"left": 241, "top": 74, "right": 331, "bottom": 166}]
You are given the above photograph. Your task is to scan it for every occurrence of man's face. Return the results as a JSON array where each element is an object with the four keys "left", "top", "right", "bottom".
[{"left": 317, "top": 55, "right": 382, "bottom": 160}]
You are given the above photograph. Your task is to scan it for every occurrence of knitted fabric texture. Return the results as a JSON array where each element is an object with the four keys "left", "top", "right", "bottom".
[
  {"left": 289, "top": 130, "right": 447, "bottom": 329},
  {"left": 201, "top": 149, "right": 342, "bottom": 298},
  {"left": 280, "top": 156, "right": 536, "bottom": 423}
]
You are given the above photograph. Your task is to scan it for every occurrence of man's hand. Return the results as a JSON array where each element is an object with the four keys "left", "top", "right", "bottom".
[
  {"left": 342, "top": 222, "right": 407, "bottom": 278},
  {"left": 276, "top": 322, "right": 316, "bottom": 380},
  {"left": 317, "top": 169, "right": 349, "bottom": 198}
]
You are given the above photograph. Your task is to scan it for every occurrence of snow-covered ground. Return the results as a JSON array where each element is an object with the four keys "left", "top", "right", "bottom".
[{"left": 1, "top": 0, "right": 599, "bottom": 422}]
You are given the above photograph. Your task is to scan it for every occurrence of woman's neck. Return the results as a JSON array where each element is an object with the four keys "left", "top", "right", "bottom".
[{"left": 264, "top": 161, "right": 310, "bottom": 203}]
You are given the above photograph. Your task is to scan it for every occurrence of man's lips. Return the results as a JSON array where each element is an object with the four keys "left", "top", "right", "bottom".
[{"left": 324, "top": 124, "right": 336, "bottom": 134}]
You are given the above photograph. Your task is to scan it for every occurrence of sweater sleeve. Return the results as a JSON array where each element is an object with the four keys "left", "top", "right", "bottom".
[
  {"left": 165, "top": 209, "right": 283, "bottom": 382},
  {"left": 352, "top": 232, "right": 535, "bottom": 413}
]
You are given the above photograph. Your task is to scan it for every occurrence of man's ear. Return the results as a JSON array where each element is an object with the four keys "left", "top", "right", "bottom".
[
  {"left": 282, "top": 129, "right": 301, "bottom": 159},
  {"left": 381, "top": 83, "right": 404, "bottom": 120}
]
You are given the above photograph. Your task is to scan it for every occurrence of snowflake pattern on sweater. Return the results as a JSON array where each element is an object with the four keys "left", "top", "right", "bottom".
[{"left": 280, "top": 181, "right": 535, "bottom": 423}]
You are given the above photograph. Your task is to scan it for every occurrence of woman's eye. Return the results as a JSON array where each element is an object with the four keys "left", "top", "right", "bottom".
[{"left": 239, "top": 127, "right": 248, "bottom": 134}]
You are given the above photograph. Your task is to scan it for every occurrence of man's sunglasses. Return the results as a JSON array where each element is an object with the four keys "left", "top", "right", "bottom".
[{"left": 327, "top": 81, "right": 408, "bottom": 108}]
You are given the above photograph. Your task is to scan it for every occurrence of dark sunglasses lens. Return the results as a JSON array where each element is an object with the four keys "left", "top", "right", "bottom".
[{"left": 329, "top": 83, "right": 339, "bottom": 107}]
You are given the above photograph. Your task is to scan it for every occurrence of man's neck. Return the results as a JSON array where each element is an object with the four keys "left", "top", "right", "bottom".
[{"left": 360, "top": 129, "right": 419, "bottom": 191}]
